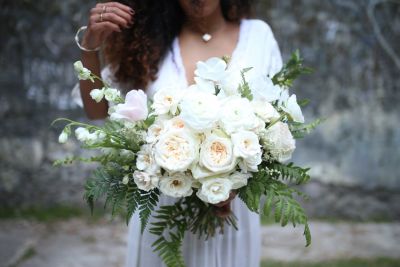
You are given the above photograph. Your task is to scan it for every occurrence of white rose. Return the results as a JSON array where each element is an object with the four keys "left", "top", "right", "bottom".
[
  {"left": 249, "top": 75, "right": 281, "bottom": 102},
  {"left": 151, "top": 87, "right": 183, "bottom": 116},
  {"left": 90, "top": 88, "right": 104, "bottom": 103},
  {"left": 252, "top": 100, "right": 280, "bottom": 122},
  {"left": 136, "top": 144, "right": 159, "bottom": 175},
  {"left": 199, "top": 133, "right": 237, "bottom": 174},
  {"left": 73, "top": 61, "right": 93, "bottom": 81},
  {"left": 146, "top": 116, "right": 168, "bottom": 144},
  {"left": 281, "top": 94, "right": 304, "bottom": 123},
  {"left": 219, "top": 96, "right": 258, "bottom": 134},
  {"left": 133, "top": 171, "right": 159, "bottom": 191},
  {"left": 229, "top": 171, "right": 251, "bottom": 190},
  {"left": 231, "top": 130, "right": 261, "bottom": 159},
  {"left": 196, "top": 177, "right": 232, "bottom": 204},
  {"left": 159, "top": 172, "right": 193, "bottom": 198},
  {"left": 104, "top": 88, "right": 121, "bottom": 102},
  {"left": 154, "top": 129, "right": 199, "bottom": 172},
  {"left": 250, "top": 117, "right": 266, "bottom": 135},
  {"left": 262, "top": 121, "right": 296, "bottom": 162},
  {"left": 238, "top": 152, "right": 262, "bottom": 172},
  {"left": 163, "top": 116, "right": 187, "bottom": 131},
  {"left": 179, "top": 90, "right": 220, "bottom": 131},
  {"left": 194, "top": 57, "right": 227, "bottom": 82}
]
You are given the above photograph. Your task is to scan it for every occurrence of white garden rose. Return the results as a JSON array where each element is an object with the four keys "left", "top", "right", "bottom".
[
  {"left": 194, "top": 57, "right": 227, "bottom": 82},
  {"left": 252, "top": 100, "right": 280, "bottom": 122},
  {"left": 231, "top": 130, "right": 261, "bottom": 159},
  {"left": 219, "top": 96, "right": 258, "bottom": 134},
  {"left": 281, "top": 94, "right": 304, "bottom": 123},
  {"left": 163, "top": 116, "right": 187, "bottom": 132},
  {"left": 133, "top": 170, "right": 159, "bottom": 191},
  {"left": 197, "top": 177, "right": 232, "bottom": 204},
  {"left": 151, "top": 87, "right": 183, "bottom": 116},
  {"left": 136, "top": 144, "right": 159, "bottom": 175},
  {"left": 89, "top": 88, "right": 104, "bottom": 103},
  {"left": 229, "top": 171, "right": 251, "bottom": 190},
  {"left": 249, "top": 75, "right": 281, "bottom": 102},
  {"left": 199, "top": 133, "right": 237, "bottom": 174},
  {"left": 238, "top": 152, "right": 262, "bottom": 172},
  {"left": 154, "top": 129, "right": 199, "bottom": 172},
  {"left": 159, "top": 172, "right": 193, "bottom": 198},
  {"left": 146, "top": 116, "right": 168, "bottom": 144},
  {"left": 262, "top": 121, "right": 296, "bottom": 162},
  {"left": 179, "top": 91, "right": 220, "bottom": 131}
]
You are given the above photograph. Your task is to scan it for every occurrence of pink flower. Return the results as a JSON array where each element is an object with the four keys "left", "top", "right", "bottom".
[{"left": 111, "top": 90, "right": 148, "bottom": 122}]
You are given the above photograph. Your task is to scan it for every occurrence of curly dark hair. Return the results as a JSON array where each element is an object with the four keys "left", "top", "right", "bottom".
[{"left": 103, "top": 0, "right": 254, "bottom": 90}]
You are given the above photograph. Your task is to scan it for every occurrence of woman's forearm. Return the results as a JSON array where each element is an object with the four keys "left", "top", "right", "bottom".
[{"left": 79, "top": 50, "right": 109, "bottom": 120}]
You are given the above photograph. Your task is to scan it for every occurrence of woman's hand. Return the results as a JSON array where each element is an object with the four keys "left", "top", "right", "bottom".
[
  {"left": 213, "top": 191, "right": 237, "bottom": 219},
  {"left": 82, "top": 2, "right": 135, "bottom": 50}
]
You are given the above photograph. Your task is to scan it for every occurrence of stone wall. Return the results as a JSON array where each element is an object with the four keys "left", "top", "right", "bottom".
[{"left": 0, "top": 0, "right": 399, "bottom": 219}]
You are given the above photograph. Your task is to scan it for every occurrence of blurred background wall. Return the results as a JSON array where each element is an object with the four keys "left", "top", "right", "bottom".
[{"left": 0, "top": 0, "right": 399, "bottom": 221}]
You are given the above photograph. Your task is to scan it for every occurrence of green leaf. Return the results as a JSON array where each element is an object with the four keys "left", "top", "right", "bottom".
[{"left": 290, "top": 118, "right": 324, "bottom": 139}]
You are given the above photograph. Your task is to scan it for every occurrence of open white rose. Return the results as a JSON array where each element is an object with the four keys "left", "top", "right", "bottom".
[
  {"left": 179, "top": 91, "right": 220, "bottom": 131},
  {"left": 163, "top": 116, "right": 187, "bottom": 132},
  {"left": 281, "top": 94, "right": 304, "bottom": 123},
  {"left": 231, "top": 130, "right": 261, "bottom": 159},
  {"left": 238, "top": 152, "right": 262, "bottom": 172},
  {"left": 249, "top": 75, "right": 281, "bottom": 102},
  {"left": 152, "top": 87, "right": 183, "bottom": 116},
  {"left": 196, "top": 177, "right": 232, "bottom": 204},
  {"left": 219, "top": 96, "right": 258, "bottom": 134},
  {"left": 136, "top": 144, "right": 159, "bottom": 175},
  {"left": 133, "top": 171, "right": 159, "bottom": 191},
  {"left": 154, "top": 129, "right": 199, "bottom": 172},
  {"left": 159, "top": 172, "right": 193, "bottom": 198},
  {"left": 229, "top": 171, "right": 251, "bottom": 190},
  {"left": 146, "top": 116, "right": 168, "bottom": 144},
  {"left": 194, "top": 57, "right": 227, "bottom": 82},
  {"left": 252, "top": 100, "right": 280, "bottom": 123},
  {"left": 199, "top": 134, "right": 237, "bottom": 174},
  {"left": 262, "top": 121, "right": 296, "bottom": 162}
]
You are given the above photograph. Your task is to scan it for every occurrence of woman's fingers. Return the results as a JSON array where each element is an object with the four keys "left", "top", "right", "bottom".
[
  {"left": 98, "top": 2, "right": 134, "bottom": 14},
  {"left": 90, "top": 6, "right": 133, "bottom": 26},
  {"left": 91, "top": 21, "right": 122, "bottom": 33}
]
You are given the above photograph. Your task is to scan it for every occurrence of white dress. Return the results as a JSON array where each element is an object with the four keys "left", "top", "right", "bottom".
[{"left": 72, "top": 18, "right": 282, "bottom": 267}]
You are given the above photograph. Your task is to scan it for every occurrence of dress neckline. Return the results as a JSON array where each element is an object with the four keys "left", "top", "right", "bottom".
[{"left": 172, "top": 19, "right": 249, "bottom": 88}]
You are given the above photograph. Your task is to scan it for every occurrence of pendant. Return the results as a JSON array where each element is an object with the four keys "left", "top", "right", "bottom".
[{"left": 202, "top": 33, "right": 212, "bottom": 42}]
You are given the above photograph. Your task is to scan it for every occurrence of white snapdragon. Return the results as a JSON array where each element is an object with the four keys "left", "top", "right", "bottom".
[
  {"left": 58, "top": 130, "right": 69, "bottom": 143},
  {"left": 74, "top": 127, "right": 105, "bottom": 145},
  {"left": 219, "top": 96, "right": 258, "bottom": 134},
  {"left": 197, "top": 177, "right": 232, "bottom": 204},
  {"left": 252, "top": 100, "right": 280, "bottom": 123},
  {"left": 159, "top": 172, "right": 193, "bottom": 198},
  {"left": 104, "top": 88, "right": 121, "bottom": 102},
  {"left": 133, "top": 171, "right": 159, "bottom": 191},
  {"left": 249, "top": 75, "right": 281, "bottom": 102},
  {"left": 179, "top": 90, "right": 220, "bottom": 131},
  {"left": 281, "top": 94, "right": 304, "bottom": 123},
  {"left": 90, "top": 88, "right": 105, "bottom": 103},
  {"left": 262, "top": 121, "right": 296, "bottom": 162},
  {"left": 73, "top": 61, "right": 93, "bottom": 81},
  {"left": 199, "top": 133, "right": 237, "bottom": 174},
  {"left": 151, "top": 87, "right": 183, "bottom": 116},
  {"left": 154, "top": 129, "right": 199, "bottom": 172},
  {"left": 194, "top": 57, "right": 227, "bottom": 82}
]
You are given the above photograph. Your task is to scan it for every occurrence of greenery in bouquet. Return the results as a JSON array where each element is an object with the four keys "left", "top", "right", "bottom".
[{"left": 53, "top": 50, "right": 320, "bottom": 267}]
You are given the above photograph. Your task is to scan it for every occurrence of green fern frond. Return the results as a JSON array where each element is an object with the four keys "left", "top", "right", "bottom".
[
  {"left": 139, "top": 189, "right": 160, "bottom": 233},
  {"left": 270, "top": 162, "right": 311, "bottom": 185},
  {"left": 290, "top": 118, "right": 324, "bottom": 139}
]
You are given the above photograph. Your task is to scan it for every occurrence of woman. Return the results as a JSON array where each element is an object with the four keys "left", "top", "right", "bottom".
[{"left": 73, "top": 0, "right": 283, "bottom": 266}]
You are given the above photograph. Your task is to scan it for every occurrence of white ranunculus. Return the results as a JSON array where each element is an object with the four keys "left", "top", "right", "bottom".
[
  {"left": 90, "top": 88, "right": 105, "bottom": 103},
  {"left": 163, "top": 116, "right": 187, "bottom": 132},
  {"left": 152, "top": 87, "right": 183, "bottom": 116},
  {"left": 229, "top": 171, "right": 251, "bottom": 190},
  {"left": 231, "top": 130, "right": 261, "bottom": 159},
  {"left": 196, "top": 177, "right": 232, "bottom": 204},
  {"left": 154, "top": 129, "right": 199, "bottom": 172},
  {"left": 133, "top": 171, "right": 159, "bottom": 191},
  {"left": 252, "top": 100, "right": 280, "bottom": 123},
  {"left": 58, "top": 131, "right": 68, "bottom": 143},
  {"left": 179, "top": 91, "right": 220, "bottom": 131},
  {"left": 192, "top": 77, "right": 216, "bottom": 94},
  {"left": 194, "top": 57, "right": 227, "bottom": 82},
  {"left": 262, "top": 121, "right": 296, "bottom": 162},
  {"left": 281, "top": 94, "right": 304, "bottom": 123},
  {"left": 199, "top": 134, "right": 237, "bottom": 174},
  {"left": 104, "top": 88, "right": 121, "bottom": 102},
  {"left": 219, "top": 96, "right": 258, "bottom": 134},
  {"left": 159, "top": 172, "right": 193, "bottom": 198},
  {"left": 73, "top": 61, "right": 93, "bottom": 81},
  {"left": 249, "top": 75, "right": 281, "bottom": 102},
  {"left": 136, "top": 144, "right": 159, "bottom": 175},
  {"left": 238, "top": 151, "right": 262, "bottom": 172}
]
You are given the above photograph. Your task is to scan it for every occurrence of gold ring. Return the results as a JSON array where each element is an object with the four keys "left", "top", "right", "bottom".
[{"left": 100, "top": 12, "right": 104, "bottom": 22}]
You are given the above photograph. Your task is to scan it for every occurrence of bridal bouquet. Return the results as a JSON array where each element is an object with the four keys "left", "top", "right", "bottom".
[{"left": 54, "top": 51, "right": 320, "bottom": 267}]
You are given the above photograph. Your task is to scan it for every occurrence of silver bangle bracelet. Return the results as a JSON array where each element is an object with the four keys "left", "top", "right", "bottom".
[{"left": 75, "top": 26, "right": 101, "bottom": 52}]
